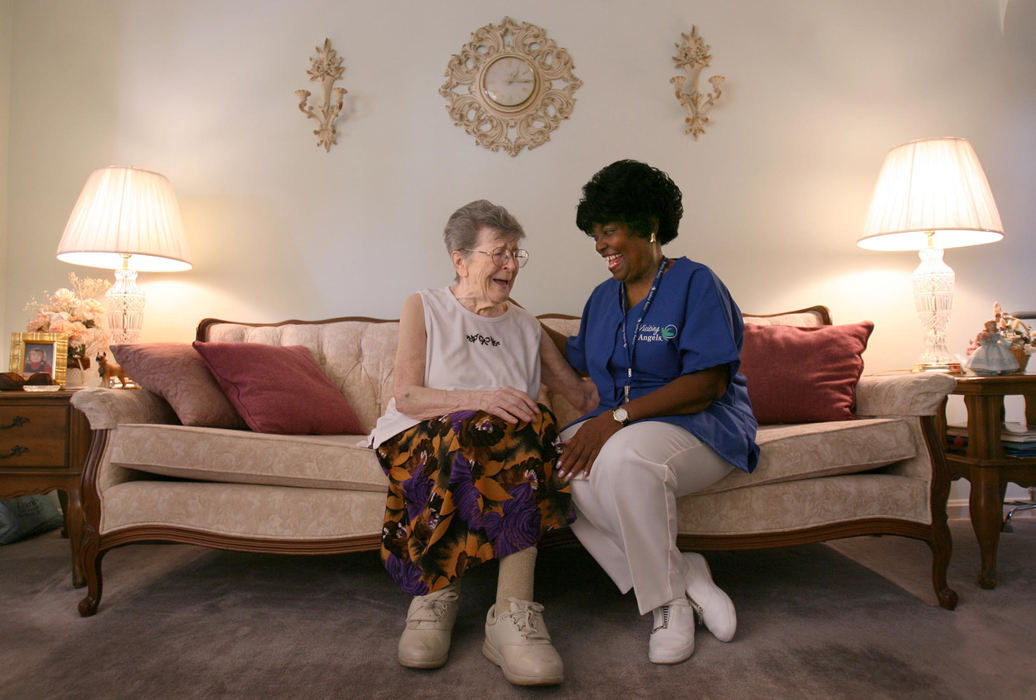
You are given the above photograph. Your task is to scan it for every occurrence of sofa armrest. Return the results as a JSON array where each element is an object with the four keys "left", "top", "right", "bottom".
[
  {"left": 855, "top": 373, "right": 956, "bottom": 417},
  {"left": 71, "top": 388, "right": 178, "bottom": 430}
]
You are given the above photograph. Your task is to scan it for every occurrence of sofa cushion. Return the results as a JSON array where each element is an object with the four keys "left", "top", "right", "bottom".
[
  {"left": 698, "top": 417, "right": 916, "bottom": 495},
  {"left": 108, "top": 424, "right": 385, "bottom": 492},
  {"left": 739, "top": 322, "right": 874, "bottom": 424},
  {"left": 110, "top": 343, "right": 247, "bottom": 429},
  {"left": 200, "top": 320, "right": 399, "bottom": 434},
  {"left": 193, "top": 342, "right": 363, "bottom": 435}
]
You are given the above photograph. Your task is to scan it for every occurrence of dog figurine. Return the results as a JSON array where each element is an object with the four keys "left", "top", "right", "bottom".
[{"left": 96, "top": 352, "right": 132, "bottom": 388}]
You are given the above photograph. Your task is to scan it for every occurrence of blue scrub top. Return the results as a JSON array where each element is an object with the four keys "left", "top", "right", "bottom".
[{"left": 565, "top": 257, "right": 760, "bottom": 473}]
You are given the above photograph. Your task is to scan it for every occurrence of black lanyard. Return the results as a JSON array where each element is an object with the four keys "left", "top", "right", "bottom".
[{"left": 618, "top": 256, "right": 668, "bottom": 403}]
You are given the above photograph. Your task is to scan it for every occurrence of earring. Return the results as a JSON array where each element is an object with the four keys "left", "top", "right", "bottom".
[{"left": 649, "top": 232, "right": 657, "bottom": 244}]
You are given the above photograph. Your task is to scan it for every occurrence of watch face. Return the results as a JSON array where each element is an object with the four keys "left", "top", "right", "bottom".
[
  {"left": 613, "top": 407, "right": 629, "bottom": 424},
  {"left": 482, "top": 56, "right": 536, "bottom": 107}
]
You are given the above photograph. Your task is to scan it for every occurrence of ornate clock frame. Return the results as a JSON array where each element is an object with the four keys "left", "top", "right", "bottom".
[{"left": 440, "top": 17, "right": 582, "bottom": 157}]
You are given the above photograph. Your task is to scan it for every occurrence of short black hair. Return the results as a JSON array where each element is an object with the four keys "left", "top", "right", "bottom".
[{"left": 575, "top": 160, "right": 683, "bottom": 245}]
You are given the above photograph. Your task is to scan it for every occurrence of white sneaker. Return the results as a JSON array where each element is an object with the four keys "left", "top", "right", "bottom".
[
  {"left": 483, "top": 598, "right": 564, "bottom": 686},
  {"left": 648, "top": 597, "right": 695, "bottom": 664},
  {"left": 684, "top": 552, "right": 737, "bottom": 642},
  {"left": 397, "top": 586, "right": 460, "bottom": 669}
]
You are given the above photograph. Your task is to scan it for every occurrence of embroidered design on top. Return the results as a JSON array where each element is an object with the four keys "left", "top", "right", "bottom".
[
  {"left": 637, "top": 324, "right": 679, "bottom": 343},
  {"left": 466, "top": 333, "right": 501, "bottom": 347}
]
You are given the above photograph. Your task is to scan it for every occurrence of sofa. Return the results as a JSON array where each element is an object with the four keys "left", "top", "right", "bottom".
[{"left": 71, "top": 306, "right": 959, "bottom": 616}]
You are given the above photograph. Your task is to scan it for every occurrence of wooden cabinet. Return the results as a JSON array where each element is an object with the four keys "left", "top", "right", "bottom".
[{"left": 0, "top": 390, "right": 91, "bottom": 586}]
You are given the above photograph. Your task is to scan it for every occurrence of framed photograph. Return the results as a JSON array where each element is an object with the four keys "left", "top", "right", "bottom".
[{"left": 9, "top": 332, "right": 68, "bottom": 386}]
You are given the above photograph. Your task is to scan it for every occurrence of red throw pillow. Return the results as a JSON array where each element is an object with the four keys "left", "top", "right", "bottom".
[
  {"left": 111, "top": 343, "right": 247, "bottom": 429},
  {"left": 739, "top": 322, "right": 874, "bottom": 424},
  {"left": 192, "top": 342, "right": 364, "bottom": 435}
]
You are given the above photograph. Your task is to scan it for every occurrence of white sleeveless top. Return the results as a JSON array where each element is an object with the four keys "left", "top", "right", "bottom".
[{"left": 368, "top": 287, "right": 542, "bottom": 448}]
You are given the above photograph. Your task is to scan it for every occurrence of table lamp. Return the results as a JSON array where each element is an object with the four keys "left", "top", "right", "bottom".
[
  {"left": 859, "top": 137, "right": 1004, "bottom": 372},
  {"left": 55, "top": 167, "right": 192, "bottom": 344}
]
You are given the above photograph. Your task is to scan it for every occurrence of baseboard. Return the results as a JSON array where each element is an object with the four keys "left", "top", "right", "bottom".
[{"left": 947, "top": 498, "right": 1036, "bottom": 521}]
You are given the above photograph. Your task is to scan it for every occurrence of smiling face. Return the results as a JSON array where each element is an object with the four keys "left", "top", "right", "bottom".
[
  {"left": 451, "top": 226, "right": 521, "bottom": 315},
  {"left": 591, "top": 221, "right": 660, "bottom": 287}
]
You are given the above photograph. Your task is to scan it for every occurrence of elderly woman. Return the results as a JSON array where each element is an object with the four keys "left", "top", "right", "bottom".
[
  {"left": 368, "top": 200, "right": 592, "bottom": 686},
  {"left": 544, "top": 160, "right": 759, "bottom": 665}
]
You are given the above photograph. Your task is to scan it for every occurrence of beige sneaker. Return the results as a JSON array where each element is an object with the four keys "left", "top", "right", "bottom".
[
  {"left": 397, "top": 586, "right": 460, "bottom": 669},
  {"left": 482, "top": 598, "right": 564, "bottom": 686}
]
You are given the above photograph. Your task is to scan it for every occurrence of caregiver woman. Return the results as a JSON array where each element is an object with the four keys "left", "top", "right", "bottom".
[{"left": 547, "top": 160, "right": 760, "bottom": 665}]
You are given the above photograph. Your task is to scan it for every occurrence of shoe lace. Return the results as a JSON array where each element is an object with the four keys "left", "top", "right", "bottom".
[
  {"left": 409, "top": 588, "right": 459, "bottom": 623},
  {"left": 504, "top": 600, "right": 550, "bottom": 641}
]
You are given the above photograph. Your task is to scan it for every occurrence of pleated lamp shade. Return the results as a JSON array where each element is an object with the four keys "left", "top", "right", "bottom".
[
  {"left": 858, "top": 137, "right": 1005, "bottom": 373},
  {"left": 858, "top": 137, "right": 1004, "bottom": 251},
  {"left": 56, "top": 167, "right": 192, "bottom": 272}
]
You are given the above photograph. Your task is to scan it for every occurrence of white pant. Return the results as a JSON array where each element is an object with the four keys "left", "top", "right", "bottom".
[{"left": 561, "top": 420, "right": 733, "bottom": 615}]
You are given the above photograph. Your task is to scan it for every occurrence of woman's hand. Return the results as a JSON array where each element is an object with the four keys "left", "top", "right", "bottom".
[
  {"left": 475, "top": 386, "right": 540, "bottom": 424},
  {"left": 557, "top": 412, "right": 622, "bottom": 480},
  {"left": 573, "top": 377, "right": 600, "bottom": 414}
]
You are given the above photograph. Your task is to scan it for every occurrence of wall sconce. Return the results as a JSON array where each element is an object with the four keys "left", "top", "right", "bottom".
[
  {"left": 671, "top": 25, "right": 725, "bottom": 140},
  {"left": 296, "top": 38, "right": 347, "bottom": 152}
]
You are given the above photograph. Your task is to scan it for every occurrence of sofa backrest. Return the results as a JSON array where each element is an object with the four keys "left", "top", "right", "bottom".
[{"left": 196, "top": 305, "right": 830, "bottom": 432}]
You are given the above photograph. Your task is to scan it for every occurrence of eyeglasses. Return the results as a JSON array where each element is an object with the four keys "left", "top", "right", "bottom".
[{"left": 464, "top": 246, "right": 530, "bottom": 268}]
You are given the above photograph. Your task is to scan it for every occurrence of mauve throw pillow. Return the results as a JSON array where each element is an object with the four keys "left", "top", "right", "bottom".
[
  {"left": 739, "top": 322, "right": 874, "bottom": 424},
  {"left": 191, "top": 342, "right": 364, "bottom": 435},
  {"left": 111, "top": 343, "right": 247, "bottom": 429}
]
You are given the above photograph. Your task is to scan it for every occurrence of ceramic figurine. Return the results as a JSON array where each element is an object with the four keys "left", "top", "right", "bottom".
[{"left": 965, "top": 320, "right": 1020, "bottom": 375}]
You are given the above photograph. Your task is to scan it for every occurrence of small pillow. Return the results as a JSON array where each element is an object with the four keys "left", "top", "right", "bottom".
[
  {"left": 111, "top": 343, "right": 247, "bottom": 429},
  {"left": 739, "top": 322, "right": 874, "bottom": 424},
  {"left": 0, "top": 495, "right": 65, "bottom": 544},
  {"left": 192, "top": 342, "right": 363, "bottom": 435}
]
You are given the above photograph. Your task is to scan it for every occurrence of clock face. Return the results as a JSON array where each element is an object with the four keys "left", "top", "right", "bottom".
[{"left": 482, "top": 56, "right": 536, "bottom": 107}]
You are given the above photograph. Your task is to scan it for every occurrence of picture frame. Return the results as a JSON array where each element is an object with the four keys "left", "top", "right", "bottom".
[{"left": 9, "top": 332, "right": 69, "bottom": 386}]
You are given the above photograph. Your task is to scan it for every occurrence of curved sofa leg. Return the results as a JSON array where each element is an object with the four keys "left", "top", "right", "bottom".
[
  {"left": 929, "top": 528, "right": 958, "bottom": 610},
  {"left": 77, "top": 537, "right": 105, "bottom": 617},
  {"left": 920, "top": 414, "right": 958, "bottom": 610},
  {"left": 77, "top": 428, "right": 109, "bottom": 617}
]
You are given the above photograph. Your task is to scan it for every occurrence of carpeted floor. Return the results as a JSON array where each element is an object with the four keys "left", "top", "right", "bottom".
[{"left": 1, "top": 518, "right": 1034, "bottom": 699}]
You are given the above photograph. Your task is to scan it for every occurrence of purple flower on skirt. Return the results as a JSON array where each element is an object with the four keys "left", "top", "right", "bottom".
[
  {"left": 384, "top": 552, "right": 429, "bottom": 596},
  {"left": 403, "top": 463, "right": 433, "bottom": 523},
  {"left": 449, "top": 410, "right": 478, "bottom": 433},
  {"left": 493, "top": 482, "right": 541, "bottom": 558},
  {"left": 449, "top": 453, "right": 481, "bottom": 523}
]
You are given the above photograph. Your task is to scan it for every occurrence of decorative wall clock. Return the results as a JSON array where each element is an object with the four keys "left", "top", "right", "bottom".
[{"left": 440, "top": 17, "right": 582, "bottom": 156}]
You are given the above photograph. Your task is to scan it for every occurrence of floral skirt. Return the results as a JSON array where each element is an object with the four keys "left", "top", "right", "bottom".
[{"left": 375, "top": 407, "right": 573, "bottom": 596}]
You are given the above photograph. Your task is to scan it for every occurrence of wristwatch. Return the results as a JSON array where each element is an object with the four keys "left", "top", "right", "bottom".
[{"left": 612, "top": 407, "right": 630, "bottom": 426}]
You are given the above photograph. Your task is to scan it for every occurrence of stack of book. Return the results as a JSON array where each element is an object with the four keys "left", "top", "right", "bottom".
[{"left": 947, "top": 422, "right": 1036, "bottom": 457}]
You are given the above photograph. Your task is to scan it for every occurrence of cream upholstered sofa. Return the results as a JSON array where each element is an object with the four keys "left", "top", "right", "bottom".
[{"left": 71, "top": 306, "right": 959, "bottom": 616}]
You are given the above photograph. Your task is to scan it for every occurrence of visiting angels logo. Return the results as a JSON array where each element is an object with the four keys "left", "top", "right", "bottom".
[{"left": 638, "top": 324, "right": 679, "bottom": 342}]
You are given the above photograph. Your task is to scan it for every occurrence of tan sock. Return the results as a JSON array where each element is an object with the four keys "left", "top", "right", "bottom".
[{"left": 496, "top": 546, "right": 537, "bottom": 611}]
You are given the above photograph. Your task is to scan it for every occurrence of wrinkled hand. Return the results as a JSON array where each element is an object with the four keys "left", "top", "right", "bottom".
[
  {"left": 572, "top": 377, "right": 600, "bottom": 414},
  {"left": 557, "top": 412, "right": 622, "bottom": 480},
  {"left": 476, "top": 386, "right": 539, "bottom": 424}
]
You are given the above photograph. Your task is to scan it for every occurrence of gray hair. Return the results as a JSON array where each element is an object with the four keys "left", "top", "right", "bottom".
[{"left": 443, "top": 200, "right": 525, "bottom": 255}]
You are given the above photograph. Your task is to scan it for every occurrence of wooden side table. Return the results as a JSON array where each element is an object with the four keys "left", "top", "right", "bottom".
[
  {"left": 938, "top": 373, "right": 1036, "bottom": 588},
  {"left": 0, "top": 390, "right": 91, "bottom": 586}
]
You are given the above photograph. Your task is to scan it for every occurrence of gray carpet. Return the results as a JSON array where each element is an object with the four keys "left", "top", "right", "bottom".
[{"left": 2, "top": 519, "right": 1034, "bottom": 699}]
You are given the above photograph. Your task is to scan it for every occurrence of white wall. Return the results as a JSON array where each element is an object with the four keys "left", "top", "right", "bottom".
[
  {"left": 3, "top": 0, "right": 1035, "bottom": 497},
  {"left": 0, "top": 0, "right": 11, "bottom": 330}
]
